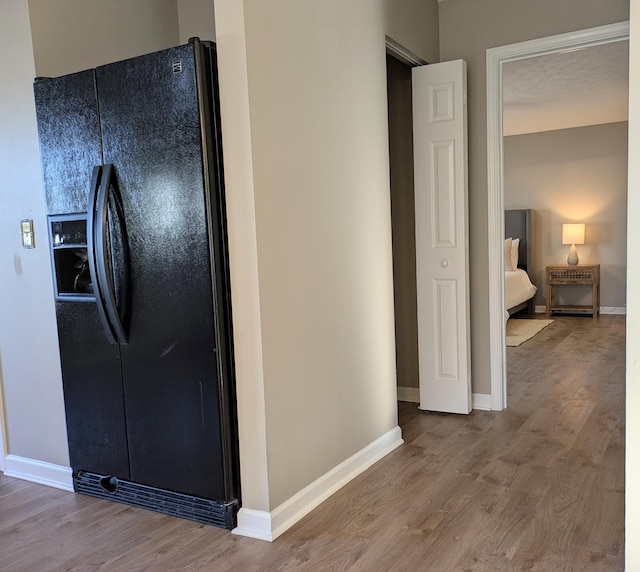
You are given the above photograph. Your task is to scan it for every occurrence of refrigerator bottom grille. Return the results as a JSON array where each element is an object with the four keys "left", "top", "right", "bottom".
[{"left": 74, "top": 471, "right": 237, "bottom": 529}]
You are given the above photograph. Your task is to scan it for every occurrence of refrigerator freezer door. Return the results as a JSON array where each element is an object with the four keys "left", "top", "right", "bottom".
[
  {"left": 34, "top": 71, "right": 102, "bottom": 216},
  {"left": 35, "top": 71, "right": 130, "bottom": 479},
  {"left": 96, "top": 45, "right": 227, "bottom": 501}
]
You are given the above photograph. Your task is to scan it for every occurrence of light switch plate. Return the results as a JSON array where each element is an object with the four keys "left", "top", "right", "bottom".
[{"left": 21, "top": 219, "right": 35, "bottom": 249}]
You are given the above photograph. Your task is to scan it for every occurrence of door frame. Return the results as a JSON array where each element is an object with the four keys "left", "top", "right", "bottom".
[
  {"left": 385, "top": 36, "right": 426, "bottom": 404},
  {"left": 386, "top": 36, "right": 427, "bottom": 67},
  {"left": 486, "top": 21, "right": 630, "bottom": 410}
]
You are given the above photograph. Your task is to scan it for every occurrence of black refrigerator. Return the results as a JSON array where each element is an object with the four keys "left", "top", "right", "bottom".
[{"left": 33, "top": 39, "right": 240, "bottom": 529}]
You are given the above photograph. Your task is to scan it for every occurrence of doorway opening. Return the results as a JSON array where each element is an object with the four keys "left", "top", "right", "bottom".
[
  {"left": 385, "top": 39, "right": 425, "bottom": 405},
  {"left": 486, "top": 22, "right": 629, "bottom": 410},
  {"left": 386, "top": 52, "right": 419, "bottom": 402}
]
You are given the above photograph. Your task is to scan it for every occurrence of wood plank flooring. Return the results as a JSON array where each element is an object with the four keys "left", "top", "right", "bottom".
[{"left": 0, "top": 316, "right": 625, "bottom": 571}]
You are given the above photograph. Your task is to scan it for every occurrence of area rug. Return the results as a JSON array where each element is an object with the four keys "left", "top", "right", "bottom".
[{"left": 506, "top": 319, "right": 554, "bottom": 347}]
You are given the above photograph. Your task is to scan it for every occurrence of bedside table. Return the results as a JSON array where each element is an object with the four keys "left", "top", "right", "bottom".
[{"left": 546, "top": 265, "right": 600, "bottom": 318}]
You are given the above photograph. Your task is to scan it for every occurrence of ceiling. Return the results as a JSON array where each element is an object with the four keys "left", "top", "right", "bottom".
[{"left": 502, "top": 40, "right": 629, "bottom": 136}]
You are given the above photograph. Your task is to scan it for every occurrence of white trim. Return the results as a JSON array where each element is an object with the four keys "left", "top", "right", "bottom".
[
  {"left": 4, "top": 455, "right": 73, "bottom": 491},
  {"left": 233, "top": 426, "right": 403, "bottom": 542},
  {"left": 233, "top": 508, "right": 273, "bottom": 542},
  {"left": 385, "top": 36, "right": 427, "bottom": 67},
  {"left": 472, "top": 393, "right": 492, "bottom": 411},
  {"left": 486, "top": 21, "right": 629, "bottom": 412},
  {"left": 602, "top": 306, "right": 627, "bottom": 315},
  {"left": 398, "top": 387, "right": 491, "bottom": 412},
  {"left": 397, "top": 386, "right": 420, "bottom": 403}
]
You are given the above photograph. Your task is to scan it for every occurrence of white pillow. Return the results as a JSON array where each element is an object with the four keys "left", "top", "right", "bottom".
[
  {"left": 504, "top": 237, "right": 515, "bottom": 272},
  {"left": 511, "top": 238, "right": 520, "bottom": 270}
]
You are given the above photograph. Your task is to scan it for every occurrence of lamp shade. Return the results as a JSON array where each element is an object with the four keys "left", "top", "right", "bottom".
[{"left": 562, "top": 223, "right": 585, "bottom": 245}]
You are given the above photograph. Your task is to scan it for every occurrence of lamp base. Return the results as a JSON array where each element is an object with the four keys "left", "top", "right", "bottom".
[{"left": 567, "top": 244, "right": 579, "bottom": 266}]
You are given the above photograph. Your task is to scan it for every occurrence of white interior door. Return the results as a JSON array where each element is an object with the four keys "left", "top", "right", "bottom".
[{"left": 413, "top": 60, "right": 471, "bottom": 414}]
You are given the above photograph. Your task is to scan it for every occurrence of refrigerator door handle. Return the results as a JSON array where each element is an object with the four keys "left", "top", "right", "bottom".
[
  {"left": 87, "top": 165, "right": 117, "bottom": 344},
  {"left": 94, "top": 163, "right": 128, "bottom": 344}
]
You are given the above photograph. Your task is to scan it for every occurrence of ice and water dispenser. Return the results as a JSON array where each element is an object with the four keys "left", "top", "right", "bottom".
[{"left": 49, "top": 216, "right": 93, "bottom": 298}]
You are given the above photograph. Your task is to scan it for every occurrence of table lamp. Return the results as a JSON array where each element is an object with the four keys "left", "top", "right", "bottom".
[{"left": 562, "top": 223, "right": 585, "bottom": 266}]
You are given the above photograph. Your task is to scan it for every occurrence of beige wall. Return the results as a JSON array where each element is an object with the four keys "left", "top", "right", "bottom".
[
  {"left": 244, "top": 0, "right": 439, "bottom": 510},
  {"left": 627, "top": 1, "right": 639, "bottom": 566},
  {"left": 29, "top": 0, "right": 179, "bottom": 77},
  {"left": 245, "top": 0, "right": 395, "bottom": 508},
  {"left": 213, "top": 0, "right": 271, "bottom": 513},
  {"left": 177, "top": 0, "right": 215, "bottom": 44},
  {"left": 438, "top": 0, "right": 629, "bottom": 395},
  {"left": 0, "top": 0, "right": 69, "bottom": 466},
  {"left": 215, "top": 0, "right": 439, "bottom": 511},
  {"left": 504, "top": 122, "right": 628, "bottom": 309},
  {"left": 384, "top": 0, "right": 439, "bottom": 63}
]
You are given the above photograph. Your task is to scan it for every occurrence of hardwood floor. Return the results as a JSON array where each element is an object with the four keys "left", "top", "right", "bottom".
[{"left": 0, "top": 316, "right": 625, "bottom": 571}]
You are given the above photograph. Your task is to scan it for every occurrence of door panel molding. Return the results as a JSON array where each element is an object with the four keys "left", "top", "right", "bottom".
[
  {"left": 434, "top": 278, "right": 459, "bottom": 379},
  {"left": 431, "top": 139, "right": 456, "bottom": 247}
]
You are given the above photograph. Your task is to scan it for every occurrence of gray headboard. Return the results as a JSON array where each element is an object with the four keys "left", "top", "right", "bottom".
[{"left": 504, "top": 209, "right": 533, "bottom": 274}]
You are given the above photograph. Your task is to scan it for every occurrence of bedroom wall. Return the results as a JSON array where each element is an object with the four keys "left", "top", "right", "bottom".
[
  {"left": 438, "top": 0, "right": 630, "bottom": 395},
  {"left": 387, "top": 54, "right": 419, "bottom": 392},
  {"left": 504, "top": 122, "right": 628, "bottom": 310}
]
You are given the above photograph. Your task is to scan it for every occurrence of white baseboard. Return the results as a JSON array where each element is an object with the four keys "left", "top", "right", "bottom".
[
  {"left": 4, "top": 454, "right": 73, "bottom": 492},
  {"left": 535, "top": 304, "right": 626, "bottom": 316},
  {"left": 472, "top": 393, "right": 492, "bottom": 411},
  {"left": 397, "top": 386, "right": 492, "bottom": 412},
  {"left": 233, "top": 425, "right": 403, "bottom": 542},
  {"left": 397, "top": 386, "right": 420, "bottom": 403},
  {"left": 233, "top": 508, "right": 273, "bottom": 541},
  {"left": 601, "top": 306, "right": 627, "bottom": 315}
]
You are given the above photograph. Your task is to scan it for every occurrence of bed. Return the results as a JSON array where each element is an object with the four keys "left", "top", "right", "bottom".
[{"left": 504, "top": 209, "right": 537, "bottom": 318}]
